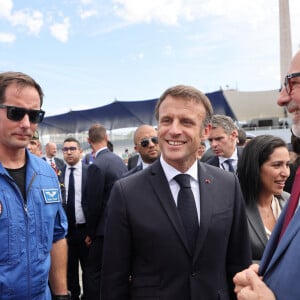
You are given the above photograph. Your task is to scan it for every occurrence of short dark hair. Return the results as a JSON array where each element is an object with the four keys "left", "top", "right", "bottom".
[
  {"left": 63, "top": 137, "right": 81, "bottom": 149},
  {"left": 0, "top": 71, "right": 44, "bottom": 106},
  {"left": 88, "top": 123, "right": 107, "bottom": 143},
  {"left": 155, "top": 85, "right": 213, "bottom": 127}
]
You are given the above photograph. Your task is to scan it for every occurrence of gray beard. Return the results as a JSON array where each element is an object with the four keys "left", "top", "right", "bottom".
[{"left": 292, "top": 121, "right": 300, "bottom": 138}]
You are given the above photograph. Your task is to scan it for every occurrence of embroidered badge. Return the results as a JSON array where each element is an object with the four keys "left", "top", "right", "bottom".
[
  {"left": 0, "top": 201, "right": 2, "bottom": 216},
  {"left": 42, "top": 189, "right": 61, "bottom": 203}
]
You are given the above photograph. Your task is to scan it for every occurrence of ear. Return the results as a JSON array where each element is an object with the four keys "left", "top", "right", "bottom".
[
  {"left": 201, "top": 123, "right": 212, "bottom": 141},
  {"left": 231, "top": 129, "right": 238, "bottom": 139}
]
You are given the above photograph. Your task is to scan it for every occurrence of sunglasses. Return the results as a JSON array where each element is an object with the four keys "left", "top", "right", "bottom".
[
  {"left": 284, "top": 72, "right": 300, "bottom": 95},
  {"left": 62, "top": 147, "right": 78, "bottom": 153},
  {"left": 138, "top": 136, "right": 158, "bottom": 148},
  {"left": 0, "top": 104, "right": 45, "bottom": 123}
]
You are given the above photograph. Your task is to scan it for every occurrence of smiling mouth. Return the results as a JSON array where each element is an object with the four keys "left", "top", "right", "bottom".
[{"left": 167, "top": 141, "right": 185, "bottom": 146}]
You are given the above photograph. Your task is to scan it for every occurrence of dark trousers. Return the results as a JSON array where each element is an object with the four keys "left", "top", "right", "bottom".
[
  {"left": 67, "top": 225, "right": 89, "bottom": 299},
  {"left": 85, "top": 236, "right": 103, "bottom": 300}
]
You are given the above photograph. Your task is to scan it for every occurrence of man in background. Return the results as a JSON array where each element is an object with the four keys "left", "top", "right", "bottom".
[
  {"left": 124, "top": 124, "right": 160, "bottom": 176},
  {"left": 84, "top": 123, "right": 127, "bottom": 300},
  {"left": 43, "top": 141, "right": 65, "bottom": 171},
  {"left": 61, "top": 137, "right": 89, "bottom": 300},
  {"left": 27, "top": 129, "right": 42, "bottom": 156},
  {"left": 206, "top": 114, "right": 242, "bottom": 173}
]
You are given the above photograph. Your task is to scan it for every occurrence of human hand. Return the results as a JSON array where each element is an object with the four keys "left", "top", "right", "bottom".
[
  {"left": 235, "top": 269, "right": 276, "bottom": 300},
  {"left": 85, "top": 235, "right": 92, "bottom": 247},
  {"left": 233, "top": 264, "right": 259, "bottom": 294}
]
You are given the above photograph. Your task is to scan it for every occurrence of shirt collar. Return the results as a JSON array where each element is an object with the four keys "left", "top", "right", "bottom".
[
  {"left": 160, "top": 155, "right": 198, "bottom": 183},
  {"left": 219, "top": 147, "right": 238, "bottom": 164}
]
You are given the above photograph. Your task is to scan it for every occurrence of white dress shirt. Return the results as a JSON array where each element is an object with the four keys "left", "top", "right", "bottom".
[
  {"left": 219, "top": 147, "right": 238, "bottom": 172},
  {"left": 65, "top": 161, "right": 86, "bottom": 224},
  {"left": 160, "top": 156, "right": 200, "bottom": 223}
]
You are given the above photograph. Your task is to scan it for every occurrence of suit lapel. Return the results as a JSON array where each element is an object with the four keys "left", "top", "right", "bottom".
[
  {"left": 149, "top": 161, "right": 191, "bottom": 255},
  {"left": 246, "top": 204, "right": 268, "bottom": 247},
  {"left": 263, "top": 206, "right": 300, "bottom": 275},
  {"left": 81, "top": 164, "right": 88, "bottom": 192}
]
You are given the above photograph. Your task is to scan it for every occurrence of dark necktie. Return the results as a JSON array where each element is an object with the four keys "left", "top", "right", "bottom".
[
  {"left": 224, "top": 159, "right": 235, "bottom": 172},
  {"left": 174, "top": 174, "right": 199, "bottom": 254},
  {"left": 279, "top": 166, "right": 300, "bottom": 240},
  {"left": 67, "top": 167, "right": 76, "bottom": 226}
]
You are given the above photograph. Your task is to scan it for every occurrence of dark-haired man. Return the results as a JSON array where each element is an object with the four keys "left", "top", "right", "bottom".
[{"left": 0, "top": 71, "right": 69, "bottom": 299}]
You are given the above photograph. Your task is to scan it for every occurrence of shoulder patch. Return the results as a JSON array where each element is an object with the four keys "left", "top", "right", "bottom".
[{"left": 42, "top": 189, "right": 61, "bottom": 204}]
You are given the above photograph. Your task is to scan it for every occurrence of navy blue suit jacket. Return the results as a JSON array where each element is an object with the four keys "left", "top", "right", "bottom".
[
  {"left": 259, "top": 193, "right": 300, "bottom": 300},
  {"left": 85, "top": 148, "right": 127, "bottom": 238},
  {"left": 101, "top": 159, "right": 251, "bottom": 300}
]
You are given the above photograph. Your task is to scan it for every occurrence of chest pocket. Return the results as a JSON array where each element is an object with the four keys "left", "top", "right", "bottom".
[{"left": 0, "top": 191, "right": 22, "bottom": 265}]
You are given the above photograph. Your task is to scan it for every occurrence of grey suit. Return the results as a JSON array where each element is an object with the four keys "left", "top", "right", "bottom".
[{"left": 246, "top": 192, "right": 289, "bottom": 263}]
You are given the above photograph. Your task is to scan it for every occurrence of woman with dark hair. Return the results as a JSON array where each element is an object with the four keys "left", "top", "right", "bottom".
[{"left": 237, "top": 135, "right": 290, "bottom": 263}]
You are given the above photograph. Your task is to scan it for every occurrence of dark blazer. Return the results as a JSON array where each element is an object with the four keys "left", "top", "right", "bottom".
[
  {"left": 205, "top": 146, "right": 243, "bottom": 169},
  {"left": 101, "top": 160, "right": 251, "bottom": 300},
  {"left": 42, "top": 156, "right": 65, "bottom": 170},
  {"left": 60, "top": 163, "right": 89, "bottom": 219},
  {"left": 127, "top": 154, "right": 139, "bottom": 170},
  {"left": 122, "top": 163, "right": 143, "bottom": 177},
  {"left": 85, "top": 148, "right": 127, "bottom": 238},
  {"left": 246, "top": 192, "right": 289, "bottom": 263},
  {"left": 259, "top": 192, "right": 300, "bottom": 299}
]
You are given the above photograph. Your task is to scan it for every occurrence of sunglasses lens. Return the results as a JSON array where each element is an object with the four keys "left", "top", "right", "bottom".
[
  {"left": 151, "top": 137, "right": 158, "bottom": 144},
  {"left": 28, "top": 111, "right": 44, "bottom": 123},
  {"left": 140, "top": 140, "right": 149, "bottom": 147},
  {"left": 140, "top": 137, "right": 158, "bottom": 147},
  {"left": 7, "top": 107, "right": 25, "bottom": 121},
  {"left": 6, "top": 106, "right": 44, "bottom": 123}
]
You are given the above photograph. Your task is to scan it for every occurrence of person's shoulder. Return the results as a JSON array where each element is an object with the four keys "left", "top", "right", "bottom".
[
  {"left": 199, "top": 160, "right": 235, "bottom": 179},
  {"left": 276, "top": 191, "right": 290, "bottom": 205},
  {"left": 28, "top": 152, "right": 56, "bottom": 174}
]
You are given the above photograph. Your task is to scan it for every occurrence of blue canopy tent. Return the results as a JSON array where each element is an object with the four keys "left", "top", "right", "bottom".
[{"left": 39, "top": 90, "right": 236, "bottom": 135}]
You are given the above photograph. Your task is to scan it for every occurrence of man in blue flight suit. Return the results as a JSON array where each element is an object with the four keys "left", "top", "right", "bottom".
[{"left": 0, "top": 72, "right": 69, "bottom": 299}]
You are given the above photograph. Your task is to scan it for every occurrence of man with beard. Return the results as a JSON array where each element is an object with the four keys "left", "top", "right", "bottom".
[{"left": 234, "top": 50, "right": 300, "bottom": 300}]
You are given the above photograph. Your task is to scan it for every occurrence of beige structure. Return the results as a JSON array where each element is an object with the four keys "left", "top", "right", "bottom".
[
  {"left": 223, "top": 89, "right": 286, "bottom": 121},
  {"left": 279, "top": 0, "right": 292, "bottom": 84}
]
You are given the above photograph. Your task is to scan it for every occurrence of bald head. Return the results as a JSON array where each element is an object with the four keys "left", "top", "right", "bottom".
[{"left": 134, "top": 125, "right": 160, "bottom": 164}]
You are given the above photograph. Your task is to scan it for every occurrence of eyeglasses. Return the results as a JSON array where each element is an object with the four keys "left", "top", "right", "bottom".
[
  {"left": 62, "top": 147, "right": 78, "bottom": 153},
  {"left": 138, "top": 136, "right": 158, "bottom": 148},
  {"left": 0, "top": 104, "right": 45, "bottom": 123},
  {"left": 284, "top": 72, "right": 300, "bottom": 95}
]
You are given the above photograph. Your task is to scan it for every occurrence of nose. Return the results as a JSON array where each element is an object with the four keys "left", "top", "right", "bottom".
[
  {"left": 209, "top": 139, "right": 217, "bottom": 147},
  {"left": 168, "top": 120, "right": 181, "bottom": 135},
  {"left": 277, "top": 87, "right": 291, "bottom": 107},
  {"left": 281, "top": 165, "right": 290, "bottom": 178},
  {"left": 19, "top": 114, "right": 31, "bottom": 128}
]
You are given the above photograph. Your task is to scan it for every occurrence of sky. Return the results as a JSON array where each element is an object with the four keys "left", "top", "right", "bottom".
[{"left": 0, "top": 0, "right": 300, "bottom": 117}]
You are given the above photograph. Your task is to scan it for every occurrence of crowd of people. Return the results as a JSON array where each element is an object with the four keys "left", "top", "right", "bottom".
[{"left": 1, "top": 50, "right": 300, "bottom": 300}]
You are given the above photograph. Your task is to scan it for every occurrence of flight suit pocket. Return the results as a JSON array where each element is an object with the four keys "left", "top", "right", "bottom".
[{"left": 0, "top": 198, "right": 20, "bottom": 265}]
